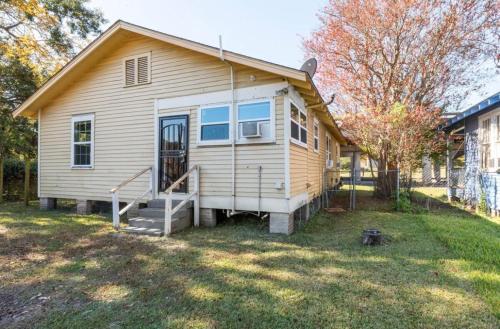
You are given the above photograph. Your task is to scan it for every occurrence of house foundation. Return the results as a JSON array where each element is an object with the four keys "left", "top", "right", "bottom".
[
  {"left": 40, "top": 197, "right": 57, "bottom": 210},
  {"left": 269, "top": 212, "right": 294, "bottom": 235},
  {"left": 200, "top": 208, "right": 217, "bottom": 227},
  {"left": 76, "top": 199, "right": 94, "bottom": 215}
]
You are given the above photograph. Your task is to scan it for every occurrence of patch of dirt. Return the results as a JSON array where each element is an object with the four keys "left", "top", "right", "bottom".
[{"left": 0, "top": 291, "right": 49, "bottom": 327}]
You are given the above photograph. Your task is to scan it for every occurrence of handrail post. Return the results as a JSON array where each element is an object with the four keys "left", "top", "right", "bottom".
[
  {"left": 194, "top": 165, "right": 200, "bottom": 227},
  {"left": 164, "top": 191, "right": 172, "bottom": 236},
  {"left": 112, "top": 191, "right": 120, "bottom": 230}
]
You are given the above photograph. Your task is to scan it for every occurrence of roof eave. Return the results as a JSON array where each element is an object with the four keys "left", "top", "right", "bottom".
[
  {"left": 304, "top": 74, "right": 347, "bottom": 145},
  {"left": 14, "top": 20, "right": 308, "bottom": 118}
]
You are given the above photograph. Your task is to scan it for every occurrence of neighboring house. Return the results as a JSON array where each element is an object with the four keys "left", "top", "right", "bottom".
[
  {"left": 444, "top": 92, "right": 500, "bottom": 213},
  {"left": 14, "top": 21, "right": 346, "bottom": 235}
]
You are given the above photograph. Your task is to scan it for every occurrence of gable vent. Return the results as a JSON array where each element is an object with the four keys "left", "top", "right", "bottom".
[
  {"left": 125, "top": 59, "right": 135, "bottom": 86},
  {"left": 137, "top": 56, "right": 150, "bottom": 84},
  {"left": 123, "top": 52, "right": 151, "bottom": 87}
]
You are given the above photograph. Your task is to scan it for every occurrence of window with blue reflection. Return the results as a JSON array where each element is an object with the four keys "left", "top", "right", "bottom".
[
  {"left": 201, "top": 106, "right": 229, "bottom": 123},
  {"left": 201, "top": 124, "right": 229, "bottom": 140},
  {"left": 238, "top": 102, "right": 270, "bottom": 121},
  {"left": 200, "top": 106, "right": 230, "bottom": 141}
]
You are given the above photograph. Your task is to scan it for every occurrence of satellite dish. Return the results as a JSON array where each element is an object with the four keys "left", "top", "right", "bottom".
[{"left": 300, "top": 58, "right": 317, "bottom": 78}]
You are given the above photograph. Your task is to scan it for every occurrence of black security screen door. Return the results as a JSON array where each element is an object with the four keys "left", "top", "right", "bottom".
[{"left": 159, "top": 115, "right": 188, "bottom": 193}]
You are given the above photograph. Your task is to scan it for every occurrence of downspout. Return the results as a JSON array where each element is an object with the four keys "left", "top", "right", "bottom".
[{"left": 219, "top": 36, "right": 236, "bottom": 215}]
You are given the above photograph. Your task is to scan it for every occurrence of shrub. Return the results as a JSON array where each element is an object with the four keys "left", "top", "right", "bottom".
[
  {"left": 394, "top": 190, "right": 426, "bottom": 213},
  {"left": 477, "top": 192, "right": 488, "bottom": 215}
]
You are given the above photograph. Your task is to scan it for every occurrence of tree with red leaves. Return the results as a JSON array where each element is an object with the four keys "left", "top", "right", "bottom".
[{"left": 304, "top": 0, "right": 499, "bottom": 197}]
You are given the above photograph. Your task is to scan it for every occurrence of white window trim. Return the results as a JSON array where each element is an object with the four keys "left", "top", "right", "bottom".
[
  {"left": 123, "top": 52, "right": 151, "bottom": 87},
  {"left": 197, "top": 103, "right": 233, "bottom": 145},
  {"left": 478, "top": 109, "right": 500, "bottom": 171},
  {"left": 336, "top": 141, "right": 341, "bottom": 169},
  {"left": 236, "top": 98, "right": 275, "bottom": 144},
  {"left": 71, "top": 113, "right": 94, "bottom": 169},
  {"left": 496, "top": 115, "right": 500, "bottom": 142},
  {"left": 326, "top": 133, "right": 333, "bottom": 168},
  {"left": 290, "top": 100, "right": 308, "bottom": 149},
  {"left": 313, "top": 118, "right": 320, "bottom": 153}
]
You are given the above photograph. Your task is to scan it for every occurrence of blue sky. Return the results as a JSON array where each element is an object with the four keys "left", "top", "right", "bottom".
[{"left": 90, "top": 0, "right": 499, "bottom": 109}]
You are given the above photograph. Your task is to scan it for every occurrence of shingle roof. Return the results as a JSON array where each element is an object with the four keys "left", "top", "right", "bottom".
[{"left": 445, "top": 92, "right": 500, "bottom": 129}]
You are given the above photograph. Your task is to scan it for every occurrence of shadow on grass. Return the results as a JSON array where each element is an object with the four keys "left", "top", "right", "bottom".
[{"left": 0, "top": 200, "right": 498, "bottom": 328}]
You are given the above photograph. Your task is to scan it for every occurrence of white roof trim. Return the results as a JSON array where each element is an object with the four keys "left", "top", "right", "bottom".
[{"left": 14, "top": 20, "right": 307, "bottom": 117}]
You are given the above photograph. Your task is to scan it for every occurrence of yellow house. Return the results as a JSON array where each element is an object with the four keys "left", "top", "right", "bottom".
[{"left": 15, "top": 21, "right": 346, "bottom": 235}]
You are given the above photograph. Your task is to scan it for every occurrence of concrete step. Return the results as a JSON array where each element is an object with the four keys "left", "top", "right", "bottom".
[
  {"left": 121, "top": 226, "right": 164, "bottom": 237},
  {"left": 129, "top": 217, "right": 165, "bottom": 230},
  {"left": 126, "top": 214, "right": 193, "bottom": 234},
  {"left": 129, "top": 216, "right": 192, "bottom": 230},
  {"left": 147, "top": 199, "right": 193, "bottom": 209},
  {"left": 138, "top": 207, "right": 188, "bottom": 219}
]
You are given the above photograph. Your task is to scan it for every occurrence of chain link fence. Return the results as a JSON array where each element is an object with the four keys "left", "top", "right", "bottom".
[{"left": 323, "top": 165, "right": 449, "bottom": 211}]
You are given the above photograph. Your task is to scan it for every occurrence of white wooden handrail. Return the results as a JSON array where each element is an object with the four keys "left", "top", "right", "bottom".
[
  {"left": 110, "top": 166, "right": 152, "bottom": 193},
  {"left": 164, "top": 165, "right": 198, "bottom": 194},
  {"left": 164, "top": 165, "right": 200, "bottom": 236},
  {"left": 110, "top": 166, "right": 154, "bottom": 230}
]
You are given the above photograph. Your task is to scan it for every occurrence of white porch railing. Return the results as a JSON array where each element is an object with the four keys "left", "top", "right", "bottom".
[
  {"left": 110, "top": 166, "right": 153, "bottom": 230},
  {"left": 163, "top": 165, "right": 200, "bottom": 236}
]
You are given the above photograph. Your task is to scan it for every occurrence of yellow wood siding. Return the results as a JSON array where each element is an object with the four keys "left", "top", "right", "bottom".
[
  {"left": 289, "top": 108, "right": 341, "bottom": 200},
  {"left": 40, "top": 34, "right": 285, "bottom": 202},
  {"left": 159, "top": 96, "right": 284, "bottom": 199}
]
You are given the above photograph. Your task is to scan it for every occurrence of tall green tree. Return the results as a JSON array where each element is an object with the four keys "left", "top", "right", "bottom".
[
  {"left": 15, "top": 117, "right": 37, "bottom": 205},
  {"left": 0, "top": 55, "right": 38, "bottom": 202},
  {"left": 0, "top": 0, "right": 105, "bottom": 202},
  {"left": 0, "top": 107, "right": 14, "bottom": 202}
]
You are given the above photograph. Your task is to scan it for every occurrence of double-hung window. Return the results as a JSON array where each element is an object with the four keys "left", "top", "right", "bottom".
[
  {"left": 313, "top": 119, "right": 319, "bottom": 152},
  {"left": 326, "top": 134, "right": 333, "bottom": 168},
  {"left": 481, "top": 118, "right": 491, "bottom": 169},
  {"left": 290, "top": 102, "right": 307, "bottom": 146},
  {"left": 496, "top": 115, "right": 500, "bottom": 142},
  {"left": 237, "top": 101, "right": 272, "bottom": 139},
  {"left": 199, "top": 105, "right": 231, "bottom": 142},
  {"left": 71, "top": 114, "right": 94, "bottom": 168}
]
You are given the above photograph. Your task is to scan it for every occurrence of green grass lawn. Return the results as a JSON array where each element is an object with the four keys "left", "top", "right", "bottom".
[{"left": 0, "top": 195, "right": 498, "bottom": 329}]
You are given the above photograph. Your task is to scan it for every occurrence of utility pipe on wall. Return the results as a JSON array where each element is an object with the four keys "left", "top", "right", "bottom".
[{"left": 219, "top": 35, "right": 237, "bottom": 214}]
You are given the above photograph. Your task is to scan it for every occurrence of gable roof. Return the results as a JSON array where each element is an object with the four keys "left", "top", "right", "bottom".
[
  {"left": 444, "top": 92, "right": 500, "bottom": 130},
  {"left": 13, "top": 20, "right": 346, "bottom": 143}
]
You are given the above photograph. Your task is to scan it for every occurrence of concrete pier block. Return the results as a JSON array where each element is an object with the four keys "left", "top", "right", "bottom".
[
  {"left": 200, "top": 208, "right": 217, "bottom": 227},
  {"left": 269, "top": 212, "right": 294, "bottom": 235},
  {"left": 40, "top": 197, "right": 57, "bottom": 210},
  {"left": 76, "top": 199, "right": 94, "bottom": 215}
]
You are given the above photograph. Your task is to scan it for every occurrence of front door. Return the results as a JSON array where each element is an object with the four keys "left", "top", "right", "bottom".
[{"left": 159, "top": 115, "right": 189, "bottom": 193}]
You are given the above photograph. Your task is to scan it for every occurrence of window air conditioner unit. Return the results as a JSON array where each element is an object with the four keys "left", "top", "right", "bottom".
[
  {"left": 240, "top": 121, "right": 261, "bottom": 138},
  {"left": 327, "top": 160, "right": 334, "bottom": 168}
]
